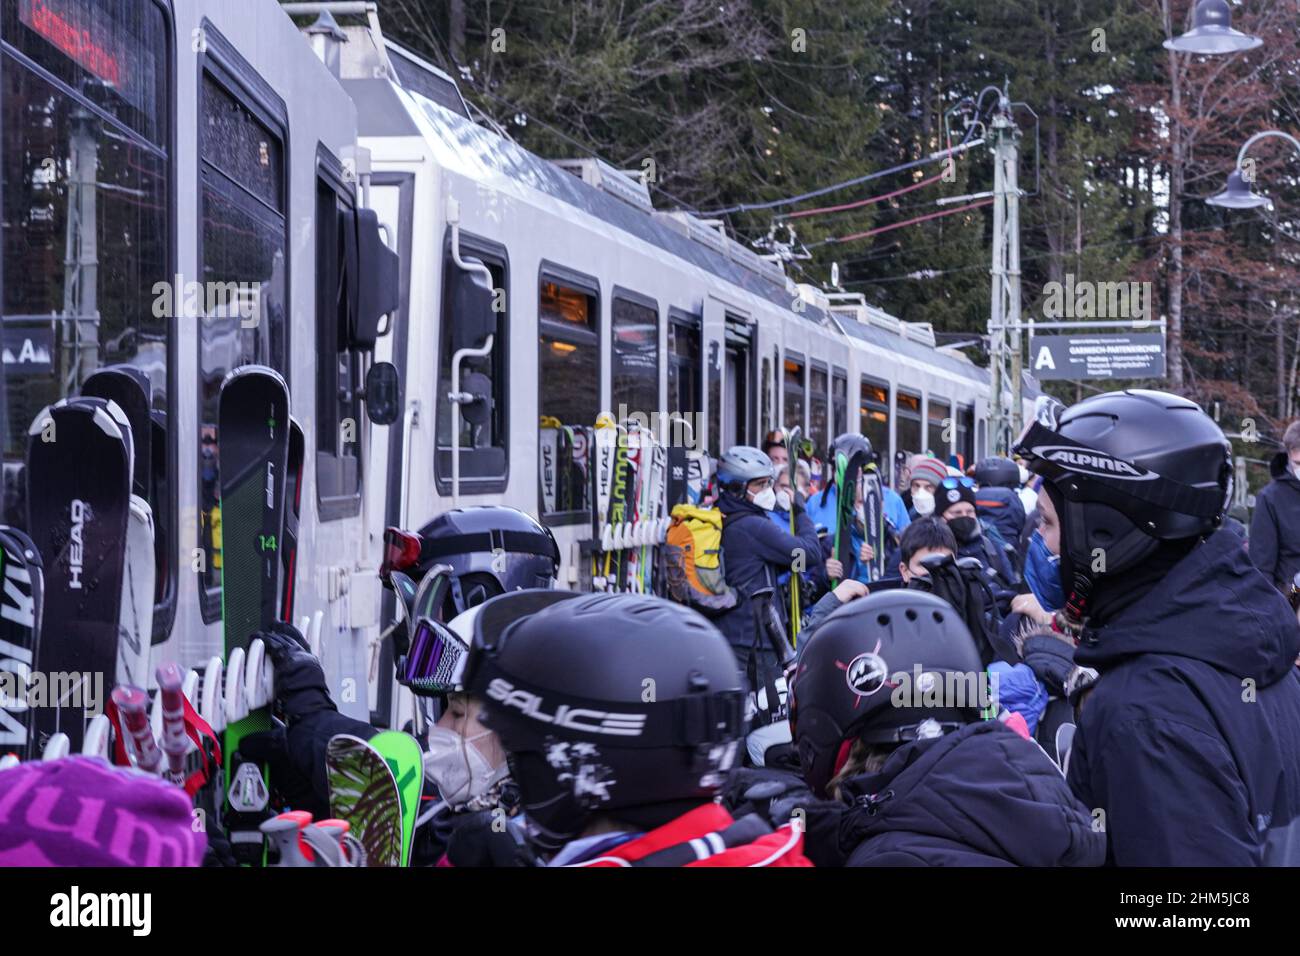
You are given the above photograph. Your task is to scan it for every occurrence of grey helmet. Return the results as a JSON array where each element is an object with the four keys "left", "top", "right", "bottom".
[{"left": 716, "top": 445, "right": 775, "bottom": 495}]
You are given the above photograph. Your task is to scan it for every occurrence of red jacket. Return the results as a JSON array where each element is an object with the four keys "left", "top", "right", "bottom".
[{"left": 569, "top": 803, "right": 813, "bottom": 867}]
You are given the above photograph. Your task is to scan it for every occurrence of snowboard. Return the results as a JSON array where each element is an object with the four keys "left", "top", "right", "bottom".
[
  {"left": 116, "top": 497, "right": 156, "bottom": 688},
  {"left": 25, "top": 400, "right": 131, "bottom": 757},
  {"left": 218, "top": 366, "right": 290, "bottom": 859},
  {"left": 0, "top": 527, "right": 44, "bottom": 758},
  {"left": 280, "top": 417, "right": 304, "bottom": 623},
  {"left": 368, "top": 730, "right": 424, "bottom": 867},
  {"left": 326, "top": 733, "right": 404, "bottom": 867}
]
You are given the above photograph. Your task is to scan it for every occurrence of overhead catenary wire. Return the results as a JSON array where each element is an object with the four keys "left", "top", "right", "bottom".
[
  {"left": 778, "top": 169, "right": 950, "bottom": 221},
  {"left": 807, "top": 198, "right": 995, "bottom": 249}
]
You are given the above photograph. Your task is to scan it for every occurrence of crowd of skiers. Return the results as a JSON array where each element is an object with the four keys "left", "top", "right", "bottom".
[{"left": 6, "top": 387, "right": 1300, "bottom": 868}]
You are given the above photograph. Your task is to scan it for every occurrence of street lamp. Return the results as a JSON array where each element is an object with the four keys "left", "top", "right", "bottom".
[
  {"left": 1207, "top": 130, "right": 1300, "bottom": 209},
  {"left": 1164, "top": 0, "right": 1262, "bottom": 55}
]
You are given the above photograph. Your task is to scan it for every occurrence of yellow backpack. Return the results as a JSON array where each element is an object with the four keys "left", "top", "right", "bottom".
[{"left": 663, "top": 504, "right": 739, "bottom": 615}]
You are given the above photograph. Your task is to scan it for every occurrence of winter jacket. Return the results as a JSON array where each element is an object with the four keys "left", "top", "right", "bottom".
[
  {"left": 1249, "top": 451, "right": 1300, "bottom": 591},
  {"left": 976, "top": 485, "right": 1027, "bottom": 545},
  {"left": 716, "top": 493, "right": 821, "bottom": 650},
  {"left": 837, "top": 721, "right": 1104, "bottom": 866},
  {"left": 563, "top": 802, "right": 812, "bottom": 867},
  {"left": 1068, "top": 529, "right": 1300, "bottom": 866}
]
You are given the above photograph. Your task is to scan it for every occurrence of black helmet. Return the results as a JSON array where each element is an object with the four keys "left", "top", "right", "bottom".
[
  {"left": 829, "top": 433, "right": 873, "bottom": 464},
  {"left": 463, "top": 591, "right": 745, "bottom": 853},
  {"left": 974, "top": 456, "right": 1020, "bottom": 489},
  {"left": 403, "top": 506, "right": 559, "bottom": 616},
  {"left": 716, "top": 445, "right": 774, "bottom": 495},
  {"left": 789, "top": 590, "right": 984, "bottom": 797},
  {"left": 1014, "top": 390, "right": 1231, "bottom": 617}
]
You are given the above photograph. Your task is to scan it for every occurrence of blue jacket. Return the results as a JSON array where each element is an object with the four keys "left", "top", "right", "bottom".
[
  {"left": 838, "top": 721, "right": 1104, "bottom": 866},
  {"left": 1068, "top": 529, "right": 1300, "bottom": 866},
  {"left": 716, "top": 493, "right": 821, "bottom": 650},
  {"left": 805, "top": 483, "right": 900, "bottom": 584},
  {"left": 975, "top": 485, "right": 1026, "bottom": 545}
]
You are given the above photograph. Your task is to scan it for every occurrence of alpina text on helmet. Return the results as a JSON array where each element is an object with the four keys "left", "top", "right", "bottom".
[
  {"left": 486, "top": 678, "right": 647, "bottom": 736},
  {"left": 1034, "top": 445, "right": 1156, "bottom": 481}
]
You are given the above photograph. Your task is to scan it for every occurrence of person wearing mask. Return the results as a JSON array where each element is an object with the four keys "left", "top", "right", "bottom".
[
  {"left": 934, "top": 476, "right": 1019, "bottom": 611},
  {"left": 905, "top": 456, "right": 948, "bottom": 521},
  {"left": 1249, "top": 420, "right": 1300, "bottom": 592},
  {"left": 1018, "top": 389, "right": 1300, "bottom": 865},
  {"left": 714, "top": 446, "right": 822, "bottom": 695},
  {"left": 787, "top": 590, "right": 1105, "bottom": 867}
]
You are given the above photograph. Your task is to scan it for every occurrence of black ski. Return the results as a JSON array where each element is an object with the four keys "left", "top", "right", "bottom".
[
  {"left": 218, "top": 366, "right": 290, "bottom": 863},
  {"left": 0, "top": 527, "right": 44, "bottom": 759},
  {"left": 82, "top": 366, "right": 153, "bottom": 503},
  {"left": 25, "top": 400, "right": 131, "bottom": 756},
  {"left": 280, "top": 417, "right": 304, "bottom": 623}
]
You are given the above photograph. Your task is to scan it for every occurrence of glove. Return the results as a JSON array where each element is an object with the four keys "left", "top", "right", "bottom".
[
  {"left": 1022, "top": 632, "right": 1076, "bottom": 696},
  {"left": 259, "top": 622, "right": 335, "bottom": 723}
]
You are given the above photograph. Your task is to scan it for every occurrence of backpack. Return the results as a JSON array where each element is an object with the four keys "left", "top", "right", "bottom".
[{"left": 663, "top": 504, "right": 739, "bottom": 615}]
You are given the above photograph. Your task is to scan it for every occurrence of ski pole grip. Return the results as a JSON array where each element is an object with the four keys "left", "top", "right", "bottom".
[
  {"left": 111, "top": 685, "right": 162, "bottom": 773},
  {"left": 156, "top": 663, "right": 189, "bottom": 777}
]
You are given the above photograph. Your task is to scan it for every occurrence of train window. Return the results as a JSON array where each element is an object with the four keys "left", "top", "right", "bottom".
[
  {"left": 1, "top": 0, "right": 174, "bottom": 636},
  {"left": 612, "top": 292, "right": 658, "bottom": 420},
  {"left": 436, "top": 234, "right": 508, "bottom": 494},
  {"left": 723, "top": 314, "right": 751, "bottom": 450},
  {"left": 832, "top": 368, "right": 848, "bottom": 441},
  {"left": 668, "top": 313, "right": 701, "bottom": 446},
  {"left": 896, "top": 389, "right": 922, "bottom": 460},
  {"left": 860, "top": 378, "right": 890, "bottom": 465},
  {"left": 928, "top": 397, "right": 951, "bottom": 460},
  {"left": 957, "top": 405, "right": 975, "bottom": 469},
  {"left": 196, "top": 47, "right": 289, "bottom": 618},
  {"left": 761, "top": 357, "right": 773, "bottom": 439},
  {"left": 783, "top": 355, "right": 805, "bottom": 438},
  {"left": 315, "top": 154, "right": 363, "bottom": 518},
  {"left": 810, "top": 364, "right": 829, "bottom": 458},
  {"left": 538, "top": 270, "right": 599, "bottom": 522}
]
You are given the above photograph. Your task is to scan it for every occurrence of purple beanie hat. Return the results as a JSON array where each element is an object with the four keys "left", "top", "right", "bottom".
[{"left": 0, "top": 756, "right": 206, "bottom": 866}]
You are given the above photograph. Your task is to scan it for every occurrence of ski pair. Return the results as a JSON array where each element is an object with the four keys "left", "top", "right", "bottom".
[{"left": 20, "top": 367, "right": 158, "bottom": 759}]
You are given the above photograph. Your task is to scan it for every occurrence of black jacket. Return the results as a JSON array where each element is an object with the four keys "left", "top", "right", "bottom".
[
  {"left": 715, "top": 493, "right": 821, "bottom": 650},
  {"left": 837, "top": 722, "right": 1104, "bottom": 866},
  {"left": 1249, "top": 451, "right": 1300, "bottom": 591},
  {"left": 1069, "top": 529, "right": 1300, "bottom": 865}
]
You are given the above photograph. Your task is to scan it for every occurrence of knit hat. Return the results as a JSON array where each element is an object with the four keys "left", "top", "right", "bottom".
[
  {"left": 909, "top": 457, "right": 948, "bottom": 490},
  {"left": 0, "top": 756, "right": 206, "bottom": 866},
  {"left": 938, "top": 478, "right": 978, "bottom": 515}
]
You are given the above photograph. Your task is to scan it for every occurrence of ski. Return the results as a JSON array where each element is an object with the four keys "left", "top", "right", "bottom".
[
  {"left": 0, "top": 528, "right": 43, "bottom": 758},
  {"left": 539, "top": 416, "right": 561, "bottom": 516},
  {"left": 863, "top": 465, "right": 886, "bottom": 582},
  {"left": 280, "top": 417, "right": 305, "bottom": 623},
  {"left": 786, "top": 427, "right": 803, "bottom": 643},
  {"left": 326, "top": 733, "right": 403, "bottom": 867},
  {"left": 831, "top": 447, "right": 871, "bottom": 586},
  {"left": 82, "top": 366, "right": 153, "bottom": 504},
  {"left": 116, "top": 496, "right": 156, "bottom": 689},
  {"left": 25, "top": 400, "right": 131, "bottom": 757},
  {"left": 218, "top": 365, "right": 290, "bottom": 862}
]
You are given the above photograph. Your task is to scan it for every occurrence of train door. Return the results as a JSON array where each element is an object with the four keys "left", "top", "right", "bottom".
[{"left": 723, "top": 313, "right": 753, "bottom": 450}]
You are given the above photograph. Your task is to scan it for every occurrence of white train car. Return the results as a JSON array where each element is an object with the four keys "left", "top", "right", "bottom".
[{"left": 0, "top": 0, "right": 396, "bottom": 721}]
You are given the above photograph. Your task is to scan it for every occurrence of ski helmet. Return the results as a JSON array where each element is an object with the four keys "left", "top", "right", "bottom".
[
  {"left": 789, "top": 590, "right": 984, "bottom": 797},
  {"left": 716, "top": 445, "right": 774, "bottom": 495},
  {"left": 1014, "top": 390, "right": 1231, "bottom": 619},
  {"left": 463, "top": 591, "right": 745, "bottom": 853},
  {"left": 830, "top": 433, "right": 873, "bottom": 464},
  {"left": 406, "top": 506, "right": 559, "bottom": 617},
  {"left": 974, "top": 456, "right": 1021, "bottom": 489}
]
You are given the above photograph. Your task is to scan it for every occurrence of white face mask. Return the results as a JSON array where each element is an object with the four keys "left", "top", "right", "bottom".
[
  {"left": 775, "top": 490, "right": 792, "bottom": 512},
  {"left": 912, "top": 488, "right": 935, "bottom": 516},
  {"left": 752, "top": 487, "right": 777, "bottom": 511},
  {"left": 424, "top": 726, "right": 507, "bottom": 808},
  {"left": 1018, "top": 465, "right": 1030, "bottom": 486}
]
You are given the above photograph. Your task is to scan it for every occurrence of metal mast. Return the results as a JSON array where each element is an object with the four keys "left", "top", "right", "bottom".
[{"left": 987, "top": 91, "right": 1023, "bottom": 454}]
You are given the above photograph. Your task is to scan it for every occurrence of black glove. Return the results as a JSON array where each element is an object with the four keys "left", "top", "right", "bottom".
[
  {"left": 1022, "top": 632, "right": 1076, "bottom": 697},
  {"left": 259, "top": 622, "right": 336, "bottom": 723}
]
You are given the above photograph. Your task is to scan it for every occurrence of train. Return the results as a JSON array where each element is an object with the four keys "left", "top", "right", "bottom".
[{"left": 0, "top": 0, "right": 1035, "bottom": 730}]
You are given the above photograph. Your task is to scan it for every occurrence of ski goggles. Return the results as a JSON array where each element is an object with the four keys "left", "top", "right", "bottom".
[
  {"left": 402, "top": 617, "right": 470, "bottom": 696},
  {"left": 940, "top": 476, "right": 975, "bottom": 491}
]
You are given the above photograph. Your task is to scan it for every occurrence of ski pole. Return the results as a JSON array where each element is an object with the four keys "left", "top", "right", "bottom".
[
  {"left": 156, "top": 663, "right": 189, "bottom": 783},
  {"left": 112, "top": 685, "right": 163, "bottom": 774}
]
